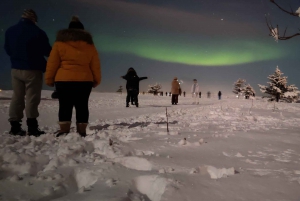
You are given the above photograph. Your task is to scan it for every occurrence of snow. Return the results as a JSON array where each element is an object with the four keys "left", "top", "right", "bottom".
[
  {"left": 296, "top": 7, "right": 300, "bottom": 16},
  {"left": 271, "top": 28, "right": 279, "bottom": 42},
  {"left": 0, "top": 90, "right": 300, "bottom": 201}
]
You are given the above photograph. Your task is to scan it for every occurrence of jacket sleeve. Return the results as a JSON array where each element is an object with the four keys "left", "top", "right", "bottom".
[
  {"left": 90, "top": 47, "right": 101, "bottom": 87},
  {"left": 45, "top": 42, "right": 61, "bottom": 86},
  {"left": 139, "top": 77, "right": 148, "bottom": 81},
  {"left": 39, "top": 30, "right": 52, "bottom": 57},
  {"left": 4, "top": 31, "right": 11, "bottom": 56}
]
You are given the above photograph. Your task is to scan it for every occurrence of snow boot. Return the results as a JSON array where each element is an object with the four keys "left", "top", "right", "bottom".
[
  {"left": 56, "top": 121, "right": 71, "bottom": 137},
  {"left": 9, "top": 121, "right": 26, "bottom": 136},
  {"left": 136, "top": 102, "right": 139, "bottom": 107},
  {"left": 77, "top": 123, "right": 88, "bottom": 137},
  {"left": 27, "top": 118, "right": 45, "bottom": 137},
  {"left": 126, "top": 103, "right": 129, "bottom": 107}
]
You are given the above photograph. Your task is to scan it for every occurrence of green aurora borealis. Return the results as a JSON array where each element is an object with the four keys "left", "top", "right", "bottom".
[{"left": 95, "top": 35, "right": 285, "bottom": 66}]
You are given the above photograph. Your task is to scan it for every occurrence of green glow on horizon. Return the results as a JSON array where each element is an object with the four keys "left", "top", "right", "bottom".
[{"left": 94, "top": 35, "right": 285, "bottom": 66}]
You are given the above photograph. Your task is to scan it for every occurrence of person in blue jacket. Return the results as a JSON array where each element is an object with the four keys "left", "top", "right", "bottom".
[
  {"left": 121, "top": 67, "right": 147, "bottom": 107},
  {"left": 4, "top": 9, "right": 52, "bottom": 136}
]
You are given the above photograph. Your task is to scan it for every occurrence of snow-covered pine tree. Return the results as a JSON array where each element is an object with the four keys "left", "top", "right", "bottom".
[
  {"left": 148, "top": 83, "right": 162, "bottom": 95},
  {"left": 258, "top": 66, "right": 299, "bottom": 102},
  {"left": 243, "top": 84, "right": 255, "bottom": 99},
  {"left": 233, "top": 79, "right": 246, "bottom": 98},
  {"left": 283, "top": 84, "right": 300, "bottom": 103}
]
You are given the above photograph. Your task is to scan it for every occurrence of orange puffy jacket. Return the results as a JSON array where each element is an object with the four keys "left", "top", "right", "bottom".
[{"left": 45, "top": 29, "right": 101, "bottom": 88}]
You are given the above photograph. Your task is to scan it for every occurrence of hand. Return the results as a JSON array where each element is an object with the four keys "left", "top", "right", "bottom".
[
  {"left": 93, "top": 82, "right": 98, "bottom": 88},
  {"left": 47, "top": 82, "right": 54, "bottom": 87}
]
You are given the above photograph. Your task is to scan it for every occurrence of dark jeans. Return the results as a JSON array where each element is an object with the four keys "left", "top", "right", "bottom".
[
  {"left": 172, "top": 94, "right": 179, "bottom": 104},
  {"left": 126, "top": 89, "right": 139, "bottom": 104},
  {"left": 55, "top": 82, "right": 93, "bottom": 123}
]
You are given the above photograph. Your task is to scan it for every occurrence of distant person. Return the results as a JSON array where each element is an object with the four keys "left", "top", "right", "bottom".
[
  {"left": 171, "top": 77, "right": 180, "bottom": 105},
  {"left": 199, "top": 92, "right": 201, "bottom": 98},
  {"left": 183, "top": 91, "right": 186, "bottom": 97},
  {"left": 45, "top": 16, "right": 101, "bottom": 137},
  {"left": 191, "top": 79, "right": 200, "bottom": 104},
  {"left": 165, "top": 92, "right": 168, "bottom": 96},
  {"left": 218, "top": 91, "right": 222, "bottom": 100},
  {"left": 169, "top": 92, "right": 171, "bottom": 96},
  {"left": 4, "top": 9, "right": 52, "bottom": 136},
  {"left": 207, "top": 91, "right": 211, "bottom": 98},
  {"left": 121, "top": 67, "right": 147, "bottom": 107}
]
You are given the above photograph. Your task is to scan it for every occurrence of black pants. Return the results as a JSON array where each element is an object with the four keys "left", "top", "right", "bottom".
[
  {"left": 126, "top": 89, "right": 138, "bottom": 104},
  {"left": 172, "top": 94, "right": 179, "bottom": 104},
  {"left": 55, "top": 82, "right": 93, "bottom": 123}
]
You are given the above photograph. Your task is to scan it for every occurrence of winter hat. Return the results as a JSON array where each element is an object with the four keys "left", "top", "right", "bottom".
[
  {"left": 174, "top": 77, "right": 178, "bottom": 80},
  {"left": 68, "top": 16, "right": 84, "bottom": 30},
  {"left": 193, "top": 79, "right": 197, "bottom": 81},
  {"left": 22, "top": 9, "right": 38, "bottom": 22}
]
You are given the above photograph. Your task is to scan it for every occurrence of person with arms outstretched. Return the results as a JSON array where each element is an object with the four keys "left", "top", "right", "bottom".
[{"left": 121, "top": 67, "right": 147, "bottom": 107}]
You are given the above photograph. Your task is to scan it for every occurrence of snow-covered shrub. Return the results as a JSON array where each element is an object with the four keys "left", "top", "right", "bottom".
[{"left": 148, "top": 83, "right": 162, "bottom": 95}]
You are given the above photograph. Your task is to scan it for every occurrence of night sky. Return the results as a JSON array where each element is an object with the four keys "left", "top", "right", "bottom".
[{"left": 1, "top": 0, "right": 300, "bottom": 94}]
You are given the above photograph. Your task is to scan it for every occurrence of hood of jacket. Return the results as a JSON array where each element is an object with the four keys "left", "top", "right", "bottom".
[{"left": 56, "top": 29, "right": 94, "bottom": 45}]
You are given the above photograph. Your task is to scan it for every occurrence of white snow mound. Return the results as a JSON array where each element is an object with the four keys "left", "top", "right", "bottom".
[
  {"left": 114, "top": 156, "right": 152, "bottom": 171},
  {"left": 205, "top": 165, "right": 235, "bottom": 179},
  {"left": 133, "top": 175, "right": 169, "bottom": 201}
]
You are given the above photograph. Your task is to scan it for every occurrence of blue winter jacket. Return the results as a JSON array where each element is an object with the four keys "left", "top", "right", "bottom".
[{"left": 4, "top": 18, "right": 52, "bottom": 72}]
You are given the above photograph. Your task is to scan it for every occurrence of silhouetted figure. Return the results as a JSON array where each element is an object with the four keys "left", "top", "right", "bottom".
[
  {"left": 169, "top": 92, "right": 171, "bottom": 97},
  {"left": 191, "top": 79, "right": 200, "bottom": 104},
  {"left": 183, "top": 91, "right": 186, "bottom": 97},
  {"left": 166, "top": 92, "right": 168, "bottom": 96},
  {"left": 199, "top": 92, "right": 201, "bottom": 98},
  {"left": 218, "top": 91, "right": 222, "bottom": 100},
  {"left": 207, "top": 91, "right": 211, "bottom": 98},
  {"left": 121, "top": 67, "right": 147, "bottom": 107},
  {"left": 171, "top": 77, "right": 180, "bottom": 105},
  {"left": 276, "top": 93, "right": 280, "bottom": 102}
]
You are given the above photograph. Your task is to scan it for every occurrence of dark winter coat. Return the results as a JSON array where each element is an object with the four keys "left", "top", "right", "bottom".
[
  {"left": 4, "top": 18, "right": 52, "bottom": 72},
  {"left": 122, "top": 71, "right": 147, "bottom": 92}
]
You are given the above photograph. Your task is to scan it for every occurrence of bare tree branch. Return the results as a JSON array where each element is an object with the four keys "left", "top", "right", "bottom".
[
  {"left": 265, "top": 14, "right": 300, "bottom": 40},
  {"left": 270, "top": 0, "right": 299, "bottom": 17}
]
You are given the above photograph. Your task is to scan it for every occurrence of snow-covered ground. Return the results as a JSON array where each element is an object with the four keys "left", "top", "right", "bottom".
[{"left": 0, "top": 90, "right": 300, "bottom": 201}]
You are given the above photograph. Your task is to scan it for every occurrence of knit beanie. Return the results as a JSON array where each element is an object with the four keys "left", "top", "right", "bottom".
[
  {"left": 68, "top": 16, "right": 84, "bottom": 30},
  {"left": 22, "top": 9, "right": 38, "bottom": 23}
]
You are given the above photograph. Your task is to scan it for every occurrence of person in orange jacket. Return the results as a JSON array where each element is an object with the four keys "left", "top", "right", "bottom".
[{"left": 45, "top": 16, "right": 101, "bottom": 137}]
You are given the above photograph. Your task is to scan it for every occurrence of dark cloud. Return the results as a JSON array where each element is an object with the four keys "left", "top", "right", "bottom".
[{"left": 77, "top": 0, "right": 262, "bottom": 37}]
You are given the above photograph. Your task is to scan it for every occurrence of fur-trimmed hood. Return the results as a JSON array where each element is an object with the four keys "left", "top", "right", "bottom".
[{"left": 56, "top": 29, "right": 94, "bottom": 44}]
